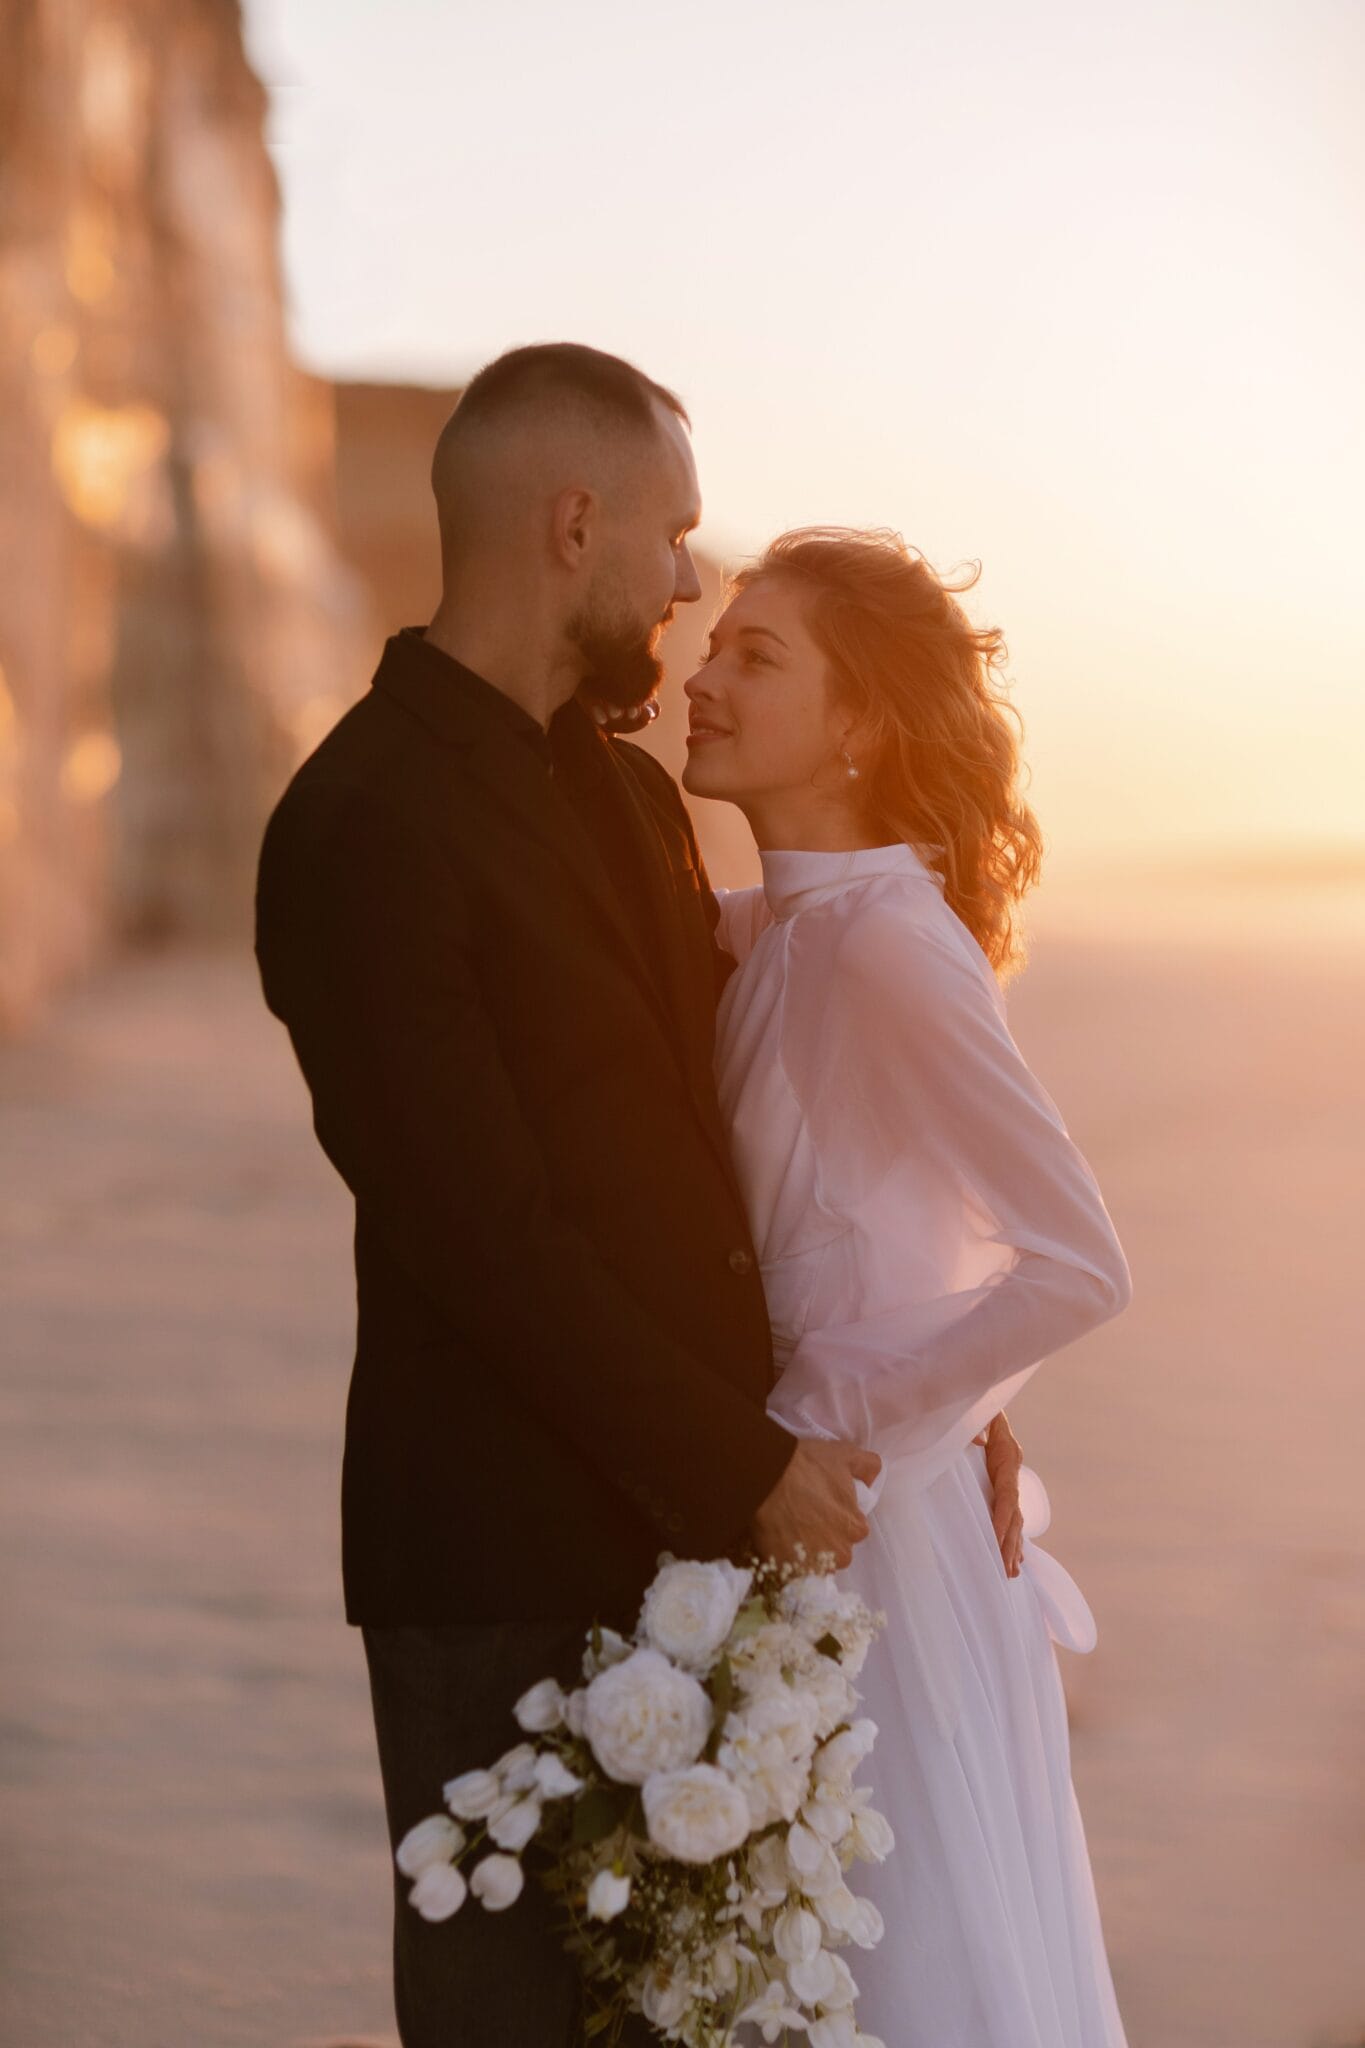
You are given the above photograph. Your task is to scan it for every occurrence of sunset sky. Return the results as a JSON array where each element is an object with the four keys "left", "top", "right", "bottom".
[{"left": 242, "top": 0, "right": 1363, "bottom": 867}]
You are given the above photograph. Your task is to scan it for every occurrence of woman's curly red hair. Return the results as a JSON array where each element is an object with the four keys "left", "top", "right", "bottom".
[{"left": 730, "top": 527, "right": 1043, "bottom": 977}]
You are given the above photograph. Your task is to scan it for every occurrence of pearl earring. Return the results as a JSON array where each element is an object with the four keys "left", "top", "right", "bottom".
[{"left": 840, "top": 747, "right": 860, "bottom": 781}]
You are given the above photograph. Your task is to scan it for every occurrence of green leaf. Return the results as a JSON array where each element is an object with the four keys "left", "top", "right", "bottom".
[
  {"left": 814, "top": 1631, "right": 844, "bottom": 1662},
  {"left": 583, "top": 2008, "right": 616, "bottom": 2037},
  {"left": 709, "top": 1654, "right": 735, "bottom": 1731},
  {"left": 729, "top": 1597, "right": 767, "bottom": 1642},
  {"left": 571, "top": 1785, "right": 631, "bottom": 1846}
]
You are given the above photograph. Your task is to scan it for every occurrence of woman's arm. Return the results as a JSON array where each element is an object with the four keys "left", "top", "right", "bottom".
[{"left": 771, "top": 895, "right": 1131, "bottom": 1487}]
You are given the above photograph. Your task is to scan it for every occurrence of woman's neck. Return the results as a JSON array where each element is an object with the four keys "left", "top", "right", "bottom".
[{"left": 740, "top": 790, "right": 889, "bottom": 854}]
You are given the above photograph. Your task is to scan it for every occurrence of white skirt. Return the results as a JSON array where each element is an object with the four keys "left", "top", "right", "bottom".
[{"left": 838, "top": 1446, "right": 1128, "bottom": 2048}]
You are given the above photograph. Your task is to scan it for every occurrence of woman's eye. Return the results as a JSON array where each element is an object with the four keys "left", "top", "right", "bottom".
[{"left": 742, "top": 648, "right": 771, "bottom": 668}]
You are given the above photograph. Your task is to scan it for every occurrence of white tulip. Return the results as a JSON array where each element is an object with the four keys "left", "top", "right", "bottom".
[
  {"left": 773, "top": 1904, "right": 823, "bottom": 1966},
  {"left": 409, "top": 1861, "right": 467, "bottom": 1922},
  {"left": 848, "top": 1806, "right": 895, "bottom": 1863},
  {"left": 737, "top": 1979, "right": 810, "bottom": 2043},
  {"left": 533, "top": 1751, "right": 584, "bottom": 1799},
  {"left": 488, "top": 1795, "right": 542, "bottom": 1853},
  {"left": 586, "top": 1868, "right": 632, "bottom": 1921},
  {"left": 638, "top": 1558, "right": 752, "bottom": 1672},
  {"left": 513, "top": 1677, "right": 566, "bottom": 1732},
  {"left": 583, "top": 1648, "right": 711, "bottom": 1785},
  {"left": 469, "top": 1852, "right": 525, "bottom": 1911},
  {"left": 443, "top": 1768, "right": 502, "bottom": 1820},
  {"left": 787, "top": 1947, "right": 839, "bottom": 2009},
  {"left": 640, "top": 1965, "right": 691, "bottom": 2030},
  {"left": 582, "top": 1625, "right": 631, "bottom": 1678},
  {"left": 494, "top": 1743, "right": 540, "bottom": 1792},
  {"left": 843, "top": 1896, "right": 884, "bottom": 1950},
  {"left": 395, "top": 1812, "right": 464, "bottom": 1877},
  {"left": 802, "top": 1785, "right": 854, "bottom": 1844},
  {"left": 746, "top": 1830, "right": 794, "bottom": 1905},
  {"left": 808, "top": 2012, "right": 858, "bottom": 2048},
  {"left": 813, "top": 1721, "right": 877, "bottom": 1786}
]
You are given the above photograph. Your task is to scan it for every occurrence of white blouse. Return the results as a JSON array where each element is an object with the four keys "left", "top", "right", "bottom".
[{"left": 716, "top": 844, "right": 1131, "bottom": 1494}]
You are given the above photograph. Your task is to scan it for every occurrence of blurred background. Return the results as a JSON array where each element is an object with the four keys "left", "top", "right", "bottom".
[{"left": 1, "top": 1, "right": 1361, "bottom": 2043}]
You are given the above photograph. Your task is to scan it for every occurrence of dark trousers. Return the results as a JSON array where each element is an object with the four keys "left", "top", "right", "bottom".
[{"left": 363, "top": 1619, "right": 655, "bottom": 2048}]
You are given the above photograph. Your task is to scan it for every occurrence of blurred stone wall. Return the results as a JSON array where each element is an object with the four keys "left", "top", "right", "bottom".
[{"left": 0, "top": 0, "right": 371, "bottom": 1029}]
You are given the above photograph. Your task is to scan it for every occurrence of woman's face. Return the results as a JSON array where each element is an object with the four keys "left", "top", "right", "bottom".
[{"left": 681, "top": 579, "right": 855, "bottom": 820}]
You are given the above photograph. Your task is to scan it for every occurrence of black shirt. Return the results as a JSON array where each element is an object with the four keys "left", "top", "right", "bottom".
[{"left": 398, "top": 628, "right": 666, "bottom": 989}]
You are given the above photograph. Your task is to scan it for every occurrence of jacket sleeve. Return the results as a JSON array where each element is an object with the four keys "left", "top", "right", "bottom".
[{"left": 255, "top": 783, "right": 794, "bottom": 1555}]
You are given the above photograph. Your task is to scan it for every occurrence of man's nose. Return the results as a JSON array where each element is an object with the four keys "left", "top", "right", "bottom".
[{"left": 674, "top": 548, "right": 702, "bottom": 607}]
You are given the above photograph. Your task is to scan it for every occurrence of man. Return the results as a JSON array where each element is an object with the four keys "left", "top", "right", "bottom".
[{"left": 254, "top": 343, "right": 879, "bottom": 2047}]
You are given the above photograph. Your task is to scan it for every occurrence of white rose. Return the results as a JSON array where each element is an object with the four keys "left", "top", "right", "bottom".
[
  {"left": 533, "top": 1752, "right": 584, "bottom": 1800},
  {"left": 409, "top": 1861, "right": 467, "bottom": 1921},
  {"left": 780, "top": 1572, "right": 845, "bottom": 1630},
  {"left": 773, "top": 1904, "right": 823, "bottom": 1966},
  {"left": 488, "top": 1796, "right": 542, "bottom": 1852},
  {"left": 848, "top": 1806, "right": 895, "bottom": 1864},
  {"left": 639, "top": 1558, "right": 753, "bottom": 1672},
  {"left": 563, "top": 1688, "right": 588, "bottom": 1736},
  {"left": 513, "top": 1678, "right": 565, "bottom": 1733},
  {"left": 586, "top": 1867, "right": 632, "bottom": 1920},
  {"left": 395, "top": 1812, "right": 464, "bottom": 1877},
  {"left": 642, "top": 1763, "right": 751, "bottom": 1864},
  {"left": 583, "top": 1648, "right": 711, "bottom": 1785},
  {"left": 469, "top": 1852, "right": 525, "bottom": 1911},
  {"left": 443, "top": 1768, "right": 502, "bottom": 1820}
]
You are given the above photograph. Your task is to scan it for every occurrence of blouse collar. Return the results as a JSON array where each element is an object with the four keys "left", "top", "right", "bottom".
[{"left": 759, "top": 842, "right": 940, "bottom": 921}]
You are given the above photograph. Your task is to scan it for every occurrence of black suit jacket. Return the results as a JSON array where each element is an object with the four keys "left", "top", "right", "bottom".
[{"left": 255, "top": 631, "right": 794, "bottom": 1626}]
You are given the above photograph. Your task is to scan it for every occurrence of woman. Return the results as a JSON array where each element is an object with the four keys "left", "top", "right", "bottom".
[{"left": 682, "top": 528, "right": 1132, "bottom": 2048}]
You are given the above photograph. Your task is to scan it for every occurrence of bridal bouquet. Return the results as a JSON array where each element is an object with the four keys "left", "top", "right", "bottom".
[{"left": 396, "top": 1553, "right": 891, "bottom": 2047}]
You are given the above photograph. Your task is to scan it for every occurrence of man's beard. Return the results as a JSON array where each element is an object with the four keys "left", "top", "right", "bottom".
[{"left": 570, "top": 600, "right": 669, "bottom": 733}]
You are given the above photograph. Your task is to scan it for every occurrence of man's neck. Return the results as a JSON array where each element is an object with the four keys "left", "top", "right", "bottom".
[{"left": 424, "top": 601, "right": 580, "bottom": 732}]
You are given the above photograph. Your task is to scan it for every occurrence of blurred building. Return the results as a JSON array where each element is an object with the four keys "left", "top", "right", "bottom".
[
  {"left": 0, "top": 1, "right": 758, "bottom": 1035},
  {"left": 0, "top": 0, "right": 371, "bottom": 1029}
]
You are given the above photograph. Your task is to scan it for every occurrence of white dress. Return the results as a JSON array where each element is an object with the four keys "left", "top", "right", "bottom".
[{"left": 716, "top": 844, "right": 1132, "bottom": 2048}]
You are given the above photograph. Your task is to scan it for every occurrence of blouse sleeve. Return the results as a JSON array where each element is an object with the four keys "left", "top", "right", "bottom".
[
  {"left": 715, "top": 886, "right": 776, "bottom": 966},
  {"left": 769, "top": 890, "right": 1131, "bottom": 1489}
]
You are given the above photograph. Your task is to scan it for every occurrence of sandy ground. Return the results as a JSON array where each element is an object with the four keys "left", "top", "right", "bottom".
[{"left": 1, "top": 919, "right": 1362, "bottom": 2048}]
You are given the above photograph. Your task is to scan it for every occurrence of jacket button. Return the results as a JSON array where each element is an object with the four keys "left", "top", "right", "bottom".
[{"left": 728, "top": 1247, "right": 754, "bottom": 1276}]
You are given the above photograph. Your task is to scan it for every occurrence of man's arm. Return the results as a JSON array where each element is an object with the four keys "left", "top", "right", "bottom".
[{"left": 257, "top": 782, "right": 795, "bottom": 1557}]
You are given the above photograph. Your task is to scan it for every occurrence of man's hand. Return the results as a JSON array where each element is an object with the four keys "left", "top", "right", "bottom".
[
  {"left": 748, "top": 1440, "right": 882, "bottom": 1570},
  {"left": 974, "top": 1411, "right": 1025, "bottom": 1578}
]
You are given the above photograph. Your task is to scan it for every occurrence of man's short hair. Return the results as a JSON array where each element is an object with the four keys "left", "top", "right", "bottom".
[{"left": 446, "top": 342, "right": 689, "bottom": 442}]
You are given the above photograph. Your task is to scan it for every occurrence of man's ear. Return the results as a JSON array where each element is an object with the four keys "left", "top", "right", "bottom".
[{"left": 551, "top": 485, "right": 597, "bottom": 570}]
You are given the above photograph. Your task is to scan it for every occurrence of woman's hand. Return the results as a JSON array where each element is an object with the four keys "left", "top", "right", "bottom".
[{"left": 974, "top": 1411, "right": 1025, "bottom": 1578}]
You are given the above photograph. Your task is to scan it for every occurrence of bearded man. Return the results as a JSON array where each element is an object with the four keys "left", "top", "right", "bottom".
[{"left": 254, "top": 343, "right": 874, "bottom": 2047}]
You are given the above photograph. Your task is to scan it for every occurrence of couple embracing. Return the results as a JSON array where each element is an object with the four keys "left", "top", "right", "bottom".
[{"left": 255, "top": 342, "right": 1132, "bottom": 2047}]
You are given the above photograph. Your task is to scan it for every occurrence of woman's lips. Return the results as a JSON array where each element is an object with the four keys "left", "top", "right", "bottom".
[{"left": 686, "top": 725, "right": 732, "bottom": 746}]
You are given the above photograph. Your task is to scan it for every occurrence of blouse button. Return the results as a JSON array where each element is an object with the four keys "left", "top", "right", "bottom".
[{"left": 727, "top": 1247, "right": 754, "bottom": 1276}]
